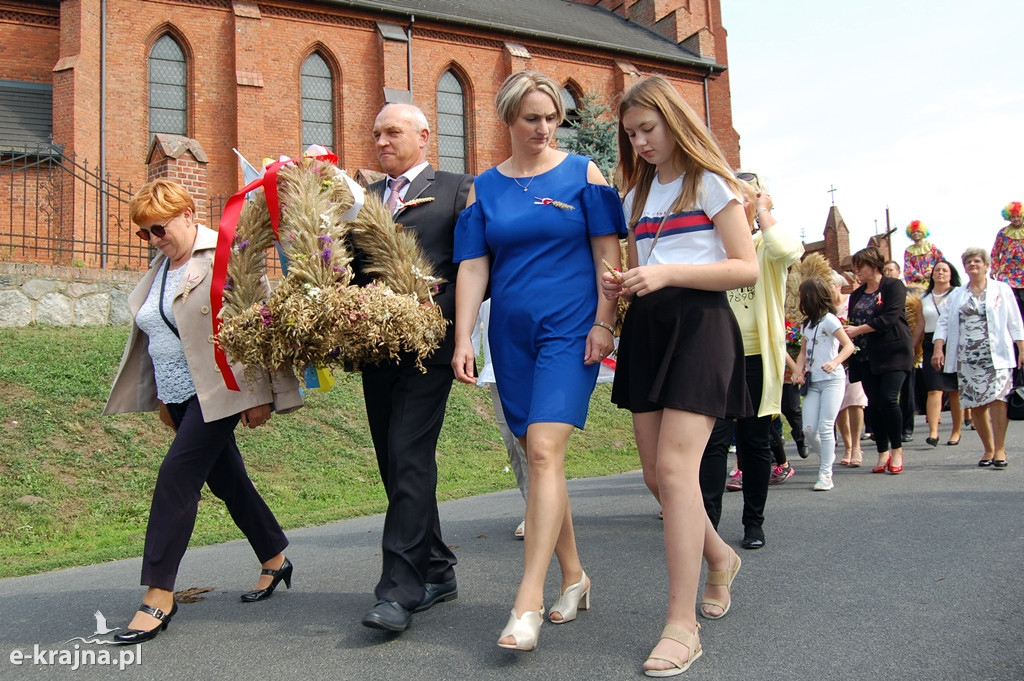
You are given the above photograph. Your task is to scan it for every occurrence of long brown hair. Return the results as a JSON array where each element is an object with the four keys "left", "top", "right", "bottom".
[
  {"left": 616, "top": 75, "right": 742, "bottom": 229},
  {"left": 799, "top": 277, "right": 837, "bottom": 328}
]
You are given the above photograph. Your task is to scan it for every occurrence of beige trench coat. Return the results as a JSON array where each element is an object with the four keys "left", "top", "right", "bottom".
[{"left": 104, "top": 225, "right": 303, "bottom": 422}]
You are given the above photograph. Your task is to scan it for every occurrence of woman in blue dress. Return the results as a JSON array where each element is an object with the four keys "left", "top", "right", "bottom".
[{"left": 452, "top": 70, "right": 625, "bottom": 651}]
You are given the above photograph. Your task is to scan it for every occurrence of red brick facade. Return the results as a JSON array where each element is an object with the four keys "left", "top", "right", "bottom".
[{"left": 1, "top": 0, "right": 740, "bottom": 269}]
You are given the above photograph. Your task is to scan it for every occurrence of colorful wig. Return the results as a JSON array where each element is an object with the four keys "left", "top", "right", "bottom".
[
  {"left": 905, "top": 219, "right": 929, "bottom": 239},
  {"left": 1002, "top": 202, "right": 1024, "bottom": 220}
]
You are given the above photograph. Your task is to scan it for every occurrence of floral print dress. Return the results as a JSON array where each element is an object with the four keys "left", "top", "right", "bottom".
[
  {"left": 956, "top": 292, "right": 1012, "bottom": 408},
  {"left": 903, "top": 244, "right": 943, "bottom": 285},
  {"left": 990, "top": 228, "right": 1024, "bottom": 289}
]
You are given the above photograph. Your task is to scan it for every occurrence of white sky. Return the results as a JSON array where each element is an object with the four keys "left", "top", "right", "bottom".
[{"left": 720, "top": 0, "right": 1024, "bottom": 279}]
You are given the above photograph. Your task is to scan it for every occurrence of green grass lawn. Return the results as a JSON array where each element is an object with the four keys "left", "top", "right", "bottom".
[{"left": 0, "top": 326, "right": 640, "bottom": 578}]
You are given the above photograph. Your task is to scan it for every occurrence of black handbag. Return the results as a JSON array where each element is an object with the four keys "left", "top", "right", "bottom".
[{"left": 1007, "top": 368, "right": 1024, "bottom": 420}]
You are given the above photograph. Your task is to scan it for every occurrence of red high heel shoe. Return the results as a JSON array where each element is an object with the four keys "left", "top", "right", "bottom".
[{"left": 872, "top": 455, "right": 891, "bottom": 474}]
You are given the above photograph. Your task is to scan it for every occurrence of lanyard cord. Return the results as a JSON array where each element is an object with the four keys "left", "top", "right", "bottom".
[{"left": 159, "top": 261, "right": 180, "bottom": 339}]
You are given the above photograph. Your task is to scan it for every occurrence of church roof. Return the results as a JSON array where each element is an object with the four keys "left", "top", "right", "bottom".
[{"left": 323, "top": 0, "right": 722, "bottom": 69}]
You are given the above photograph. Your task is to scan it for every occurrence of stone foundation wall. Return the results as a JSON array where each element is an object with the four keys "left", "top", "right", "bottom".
[{"left": 0, "top": 262, "right": 141, "bottom": 327}]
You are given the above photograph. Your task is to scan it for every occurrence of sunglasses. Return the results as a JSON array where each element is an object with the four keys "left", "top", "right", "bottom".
[
  {"left": 736, "top": 172, "right": 758, "bottom": 183},
  {"left": 135, "top": 223, "right": 168, "bottom": 241}
]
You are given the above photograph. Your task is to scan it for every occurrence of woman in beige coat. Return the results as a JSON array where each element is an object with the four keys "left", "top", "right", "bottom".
[{"left": 104, "top": 180, "right": 302, "bottom": 644}]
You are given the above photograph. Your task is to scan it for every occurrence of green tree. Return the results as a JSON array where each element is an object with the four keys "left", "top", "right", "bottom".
[{"left": 565, "top": 92, "right": 618, "bottom": 183}]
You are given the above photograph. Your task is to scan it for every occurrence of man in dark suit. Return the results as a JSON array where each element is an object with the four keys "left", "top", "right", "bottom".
[{"left": 357, "top": 103, "right": 473, "bottom": 633}]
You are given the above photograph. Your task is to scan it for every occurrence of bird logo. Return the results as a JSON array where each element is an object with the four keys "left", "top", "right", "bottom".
[
  {"left": 64, "top": 610, "right": 119, "bottom": 645},
  {"left": 93, "top": 611, "right": 120, "bottom": 635}
]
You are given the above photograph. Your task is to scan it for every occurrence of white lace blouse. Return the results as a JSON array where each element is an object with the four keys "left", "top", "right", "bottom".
[{"left": 134, "top": 261, "right": 197, "bottom": 404}]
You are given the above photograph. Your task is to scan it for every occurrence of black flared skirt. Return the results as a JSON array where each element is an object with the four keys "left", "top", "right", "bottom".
[{"left": 612, "top": 286, "right": 752, "bottom": 419}]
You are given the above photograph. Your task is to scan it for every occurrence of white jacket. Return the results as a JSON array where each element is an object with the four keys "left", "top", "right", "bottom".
[{"left": 934, "top": 278, "right": 1024, "bottom": 373}]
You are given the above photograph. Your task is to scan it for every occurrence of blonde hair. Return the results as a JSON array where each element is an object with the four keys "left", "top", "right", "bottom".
[
  {"left": 494, "top": 71, "right": 564, "bottom": 126},
  {"left": 736, "top": 169, "right": 767, "bottom": 194},
  {"left": 129, "top": 179, "right": 195, "bottom": 225},
  {"left": 616, "top": 75, "right": 742, "bottom": 229}
]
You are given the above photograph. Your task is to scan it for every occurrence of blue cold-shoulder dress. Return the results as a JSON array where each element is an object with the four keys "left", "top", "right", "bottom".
[{"left": 454, "top": 154, "right": 625, "bottom": 437}]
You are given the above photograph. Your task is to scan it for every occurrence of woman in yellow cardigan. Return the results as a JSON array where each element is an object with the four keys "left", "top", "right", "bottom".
[{"left": 698, "top": 172, "right": 804, "bottom": 550}]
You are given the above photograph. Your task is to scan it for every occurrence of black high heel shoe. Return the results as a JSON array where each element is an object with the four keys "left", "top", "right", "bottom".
[
  {"left": 240, "top": 557, "right": 293, "bottom": 602},
  {"left": 113, "top": 602, "right": 178, "bottom": 644}
]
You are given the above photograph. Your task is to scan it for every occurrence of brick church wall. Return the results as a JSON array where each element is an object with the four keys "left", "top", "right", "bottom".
[{"left": 2, "top": 0, "right": 740, "bottom": 272}]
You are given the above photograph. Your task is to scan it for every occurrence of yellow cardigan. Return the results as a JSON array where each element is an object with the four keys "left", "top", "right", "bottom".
[{"left": 746, "top": 225, "right": 804, "bottom": 417}]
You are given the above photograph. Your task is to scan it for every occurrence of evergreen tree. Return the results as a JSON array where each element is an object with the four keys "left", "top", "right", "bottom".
[{"left": 565, "top": 93, "right": 618, "bottom": 183}]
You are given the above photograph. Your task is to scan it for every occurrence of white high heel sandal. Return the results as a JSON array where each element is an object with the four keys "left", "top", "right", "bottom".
[
  {"left": 497, "top": 607, "right": 544, "bottom": 651},
  {"left": 549, "top": 571, "right": 590, "bottom": 624}
]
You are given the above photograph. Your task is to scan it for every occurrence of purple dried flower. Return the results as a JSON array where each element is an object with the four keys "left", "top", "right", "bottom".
[
  {"left": 237, "top": 239, "right": 249, "bottom": 251},
  {"left": 259, "top": 305, "right": 272, "bottom": 326},
  {"left": 224, "top": 277, "right": 233, "bottom": 291},
  {"left": 321, "top": 248, "right": 332, "bottom": 263},
  {"left": 318, "top": 234, "right": 334, "bottom": 244}
]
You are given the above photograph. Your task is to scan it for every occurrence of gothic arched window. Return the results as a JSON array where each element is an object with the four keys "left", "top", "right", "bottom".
[
  {"left": 556, "top": 87, "right": 580, "bottom": 149},
  {"left": 149, "top": 35, "right": 187, "bottom": 139},
  {"left": 301, "top": 53, "right": 334, "bottom": 149},
  {"left": 436, "top": 70, "right": 467, "bottom": 173}
]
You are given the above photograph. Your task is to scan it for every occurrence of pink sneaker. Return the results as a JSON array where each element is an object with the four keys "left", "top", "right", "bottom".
[
  {"left": 725, "top": 469, "right": 743, "bottom": 491},
  {"left": 769, "top": 464, "right": 795, "bottom": 485}
]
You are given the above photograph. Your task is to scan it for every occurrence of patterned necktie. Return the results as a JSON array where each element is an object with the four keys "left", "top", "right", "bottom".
[{"left": 385, "top": 176, "right": 409, "bottom": 213}]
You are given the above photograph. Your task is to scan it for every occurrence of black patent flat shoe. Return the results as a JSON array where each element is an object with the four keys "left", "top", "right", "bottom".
[
  {"left": 993, "top": 459, "right": 1008, "bottom": 469},
  {"left": 741, "top": 527, "right": 765, "bottom": 550},
  {"left": 241, "top": 557, "right": 293, "bottom": 602},
  {"left": 978, "top": 458, "right": 994, "bottom": 468},
  {"left": 114, "top": 602, "right": 178, "bottom": 644}
]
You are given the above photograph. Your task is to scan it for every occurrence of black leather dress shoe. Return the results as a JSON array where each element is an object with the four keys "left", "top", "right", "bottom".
[
  {"left": 412, "top": 581, "right": 458, "bottom": 613},
  {"left": 113, "top": 602, "right": 178, "bottom": 645},
  {"left": 902, "top": 433, "right": 914, "bottom": 443},
  {"left": 361, "top": 599, "right": 411, "bottom": 632},
  {"left": 741, "top": 527, "right": 765, "bottom": 550}
]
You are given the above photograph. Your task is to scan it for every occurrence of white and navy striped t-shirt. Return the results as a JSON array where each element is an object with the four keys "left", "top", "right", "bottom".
[{"left": 623, "top": 170, "right": 739, "bottom": 266}]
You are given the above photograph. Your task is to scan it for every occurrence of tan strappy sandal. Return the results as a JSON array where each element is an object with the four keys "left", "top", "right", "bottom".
[
  {"left": 643, "top": 622, "right": 702, "bottom": 677},
  {"left": 700, "top": 549, "right": 741, "bottom": 620}
]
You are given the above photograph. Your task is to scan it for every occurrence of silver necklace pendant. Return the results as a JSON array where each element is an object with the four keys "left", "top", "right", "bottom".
[{"left": 511, "top": 174, "right": 535, "bottom": 193}]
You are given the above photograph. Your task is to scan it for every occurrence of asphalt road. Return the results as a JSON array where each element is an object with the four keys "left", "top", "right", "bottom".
[{"left": 2, "top": 414, "right": 1022, "bottom": 680}]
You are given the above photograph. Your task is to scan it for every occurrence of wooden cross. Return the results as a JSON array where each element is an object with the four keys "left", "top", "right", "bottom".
[{"left": 827, "top": 185, "right": 838, "bottom": 205}]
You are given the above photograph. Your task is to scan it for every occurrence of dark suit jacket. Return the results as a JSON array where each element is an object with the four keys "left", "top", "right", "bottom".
[
  {"left": 359, "top": 164, "right": 473, "bottom": 365},
  {"left": 848, "top": 275, "right": 914, "bottom": 378}
]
